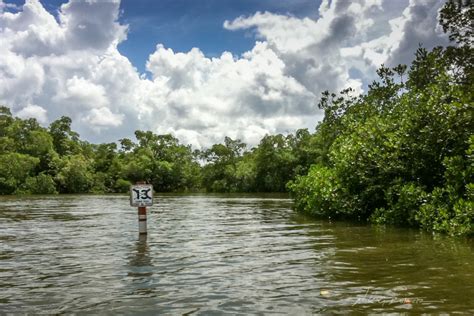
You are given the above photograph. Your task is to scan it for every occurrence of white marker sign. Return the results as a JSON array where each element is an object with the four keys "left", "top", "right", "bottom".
[{"left": 130, "top": 184, "right": 153, "bottom": 207}]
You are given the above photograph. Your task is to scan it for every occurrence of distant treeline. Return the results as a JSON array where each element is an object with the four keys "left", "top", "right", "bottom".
[
  {"left": 0, "top": 108, "right": 314, "bottom": 195},
  {"left": 1, "top": 0, "right": 472, "bottom": 236}
]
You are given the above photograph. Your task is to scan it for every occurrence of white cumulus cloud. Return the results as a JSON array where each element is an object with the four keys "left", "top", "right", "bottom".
[
  {"left": 16, "top": 104, "right": 48, "bottom": 123},
  {"left": 0, "top": 0, "right": 449, "bottom": 148}
]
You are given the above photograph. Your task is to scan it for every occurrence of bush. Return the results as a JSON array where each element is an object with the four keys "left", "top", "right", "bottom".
[
  {"left": 416, "top": 185, "right": 474, "bottom": 236},
  {"left": 17, "top": 173, "right": 58, "bottom": 195},
  {"left": 370, "top": 182, "right": 426, "bottom": 226},
  {"left": 91, "top": 172, "right": 107, "bottom": 194},
  {"left": 55, "top": 155, "right": 94, "bottom": 193},
  {"left": 0, "top": 153, "right": 39, "bottom": 194},
  {"left": 114, "top": 178, "right": 131, "bottom": 193},
  {"left": 288, "top": 165, "right": 354, "bottom": 219}
]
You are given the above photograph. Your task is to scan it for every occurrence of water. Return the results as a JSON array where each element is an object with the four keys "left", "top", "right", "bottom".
[{"left": 1, "top": 194, "right": 473, "bottom": 314}]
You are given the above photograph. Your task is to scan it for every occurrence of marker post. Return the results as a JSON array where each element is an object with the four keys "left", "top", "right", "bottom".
[
  {"left": 138, "top": 206, "right": 147, "bottom": 234},
  {"left": 130, "top": 182, "right": 154, "bottom": 235}
]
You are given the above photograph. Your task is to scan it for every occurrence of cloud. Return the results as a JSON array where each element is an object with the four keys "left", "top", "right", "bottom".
[
  {"left": 0, "top": 0, "right": 131, "bottom": 137},
  {"left": 0, "top": 0, "right": 449, "bottom": 148},
  {"left": 224, "top": 0, "right": 447, "bottom": 92},
  {"left": 142, "top": 42, "right": 316, "bottom": 147},
  {"left": 16, "top": 104, "right": 48, "bottom": 123},
  {"left": 222, "top": 0, "right": 384, "bottom": 99},
  {"left": 0, "top": 1, "right": 17, "bottom": 11},
  {"left": 82, "top": 107, "right": 124, "bottom": 129},
  {"left": 60, "top": 0, "right": 127, "bottom": 51},
  {"left": 385, "top": 0, "right": 449, "bottom": 67},
  {"left": 54, "top": 76, "right": 109, "bottom": 109}
]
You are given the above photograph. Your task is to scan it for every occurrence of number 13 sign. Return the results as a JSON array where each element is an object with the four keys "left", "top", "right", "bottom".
[{"left": 130, "top": 184, "right": 154, "bottom": 207}]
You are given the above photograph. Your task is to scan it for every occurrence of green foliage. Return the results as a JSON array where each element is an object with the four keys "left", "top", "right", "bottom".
[
  {"left": 121, "top": 150, "right": 154, "bottom": 184},
  {"left": 0, "top": 153, "right": 39, "bottom": 194},
  {"left": 123, "top": 132, "right": 201, "bottom": 192},
  {"left": 55, "top": 155, "right": 94, "bottom": 193},
  {"left": 370, "top": 182, "right": 427, "bottom": 226},
  {"left": 114, "top": 178, "right": 132, "bottom": 193},
  {"left": 416, "top": 186, "right": 474, "bottom": 237},
  {"left": 0, "top": 106, "right": 13, "bottom": 133},
  {"left": 415, "top": 137, "right": 474, "bottom": 236},
  {"left": 18, "top": 173, "right": 58, "bottom": 195},
  {"left": 0, "top": 0, "right": 470, "bottom": 238},
  {"left": 288, "top": 165, "right": 346, "bottom": 219},
  {"left": 439, "top": 0, "right": 473, "bottom": 46},
  {"left": 200, "top": 132, "right": 314, "bottom": 193},
  {"left": 289, "top": 0, "right": 473, "bottom": 236},
  {"left": 234, "top": 153, "right": 257, "bottom": 192},
  {"left": 49, "top": 116, "right": 81, "bottom": 156},
  {"left": 201, "top": 137, "right": 247, "bottom": 192},
  {"left": 253, "top": 134, "right": 297, "bottom": 192},
  {"left": 0, "top": 107, "right": 313, "bottom": 196}
]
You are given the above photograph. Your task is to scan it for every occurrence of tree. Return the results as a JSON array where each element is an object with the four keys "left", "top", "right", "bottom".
[
  {"left": 201, "top": 137, "right": 247, "bottom": 192},
  {"left": 0, "top": 153, "right": 39, "bottom": 194},
  {"left": 122, "top": 131, "right": 201, "bottom": 191},
  {"left": 19, "top": 173, "right": 58, "bottom": 195},
  {"left": 55, "top": 155, "right": 94, "bottom": 193},
  {"left": 0, "top": 106, "right": 13, "bottom": 137},
  {"left": 289, "top": 0, "right": 474, "bottom": 235},
  {"left": 254, "top": 134, "right": 296, "bottom": 192},
  {"left": 439, "top": 0, "right": 473, "bottom": 88},
  {"left": 49, "top": 116, "right": 80, "bottom": 156}
]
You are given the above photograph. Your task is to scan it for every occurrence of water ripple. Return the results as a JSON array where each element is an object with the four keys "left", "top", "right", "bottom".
[{"left": 1, "top": 194, "right": 473, "bottom": 314}]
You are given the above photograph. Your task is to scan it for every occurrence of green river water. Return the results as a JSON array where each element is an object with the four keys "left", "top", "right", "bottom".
[{"left": 1, "top": 194, "right": 473, "bottom": 314}]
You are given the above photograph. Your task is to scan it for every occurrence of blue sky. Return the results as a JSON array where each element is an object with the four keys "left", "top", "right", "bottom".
[
  {"left": 0, "top": 0, "right": 449, "bottom": 147},
  {"left": 119, "top": 0, "right": 320, "bottom": 72},
  {"left": 6, "top": 0, "right": 321, "bottom": 73}
]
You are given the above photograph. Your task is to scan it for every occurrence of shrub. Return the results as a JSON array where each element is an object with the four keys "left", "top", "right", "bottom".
[
  {"left": 370, "top": 182, "right": 427, "bottom": 226},
  {"left": 288, "top": 165, "right": 354, "bottom": 219},
  {"left": 115, "top": 178, "right": 131, "bottom": 193},
  {"left": 16, "top": 173, "right": 57, "bottom": 195}
]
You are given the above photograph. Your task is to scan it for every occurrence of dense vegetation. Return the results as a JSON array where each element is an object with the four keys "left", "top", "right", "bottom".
[
  {"left": 0, "top": 108, "right": 313, "bottom": 195},
  {"left": 289, "top": 1, "right": 473, "bottom": 236},
  {"left": 0, "top": 1, "right": 472, "bottom": 236}
]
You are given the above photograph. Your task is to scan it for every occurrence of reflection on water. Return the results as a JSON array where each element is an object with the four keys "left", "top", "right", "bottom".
[
  {"left": 129, "top": 235, "right": 152, "bottom": 274},
  {"left": 127, "top": 234, "right": 155, "bottom": 296},
  {"left": 0, "top": 194, "right": 473, "bottom": 314}
]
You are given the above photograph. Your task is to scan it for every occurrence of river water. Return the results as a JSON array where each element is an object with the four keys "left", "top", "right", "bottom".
[{"left": 1, "top": 194, "right": 473, "bottom": 314}]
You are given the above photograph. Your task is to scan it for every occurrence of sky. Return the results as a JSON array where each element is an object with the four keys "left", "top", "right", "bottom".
[{"left": 0, "top": 0, "right": 449, "bottom": 148}]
